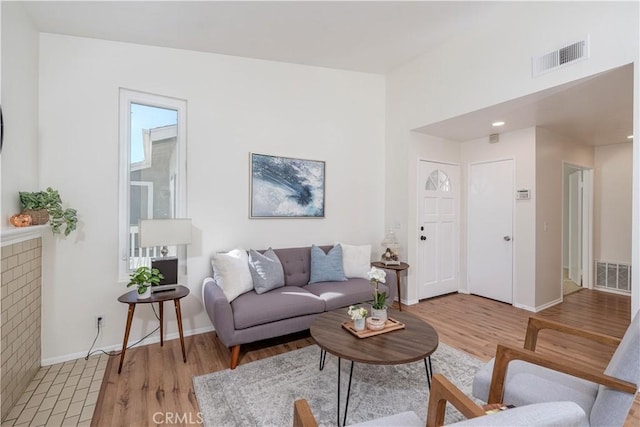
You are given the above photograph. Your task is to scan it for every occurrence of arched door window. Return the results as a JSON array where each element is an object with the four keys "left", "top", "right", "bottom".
[{"left": 425, "top": 169, "right": 451, "bottom": 192}]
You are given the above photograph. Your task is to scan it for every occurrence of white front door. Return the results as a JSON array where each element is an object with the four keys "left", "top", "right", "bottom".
[
  {"left": 417, "top": 161, "right": 459, "bottom": 299},
  {"left": 468, "top": 159, "right": 514, "bottom": 304}
]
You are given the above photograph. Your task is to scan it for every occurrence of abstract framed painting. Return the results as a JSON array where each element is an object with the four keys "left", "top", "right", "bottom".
[{"left": 250, "top": 153, "right": 325, "bottom": 218}]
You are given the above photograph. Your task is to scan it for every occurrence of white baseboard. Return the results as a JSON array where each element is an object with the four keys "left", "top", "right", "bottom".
[
  {"left": 403, "top": 298, "right": 420, "bottom": 306},
  {"left": 514, "top": 297, "right": 562, "bottom": 313},
  {"left": 41, "top": 325, "right": 215, "bottom": 366}
]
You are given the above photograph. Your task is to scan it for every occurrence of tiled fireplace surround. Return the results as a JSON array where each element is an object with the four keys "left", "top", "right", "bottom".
[{"left": 1, "top": 234, "right": 43, "bottom": 420}]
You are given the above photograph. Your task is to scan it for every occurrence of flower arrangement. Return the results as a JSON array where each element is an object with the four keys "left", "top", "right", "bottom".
[
  {"left": 367, "top": 266, "right": 387, "bottom": 310},
  {"left": 347, "top": 305, "right": 368, "bottom": 320}
]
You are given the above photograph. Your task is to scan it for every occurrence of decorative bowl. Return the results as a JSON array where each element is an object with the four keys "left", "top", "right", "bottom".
[{"left": 366, "top": 317, "right": 386, "bottom": 331}]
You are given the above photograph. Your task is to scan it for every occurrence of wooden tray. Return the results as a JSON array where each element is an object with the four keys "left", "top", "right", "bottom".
[{"left": 342, "top": 317, "right": 405, "bottom": 338}]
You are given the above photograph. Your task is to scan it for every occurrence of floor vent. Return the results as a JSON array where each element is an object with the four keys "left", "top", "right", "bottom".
[
  {"left": 596, "top": 260, "right": 631, "bottom": 293},
  {"left": 532, "top": 37, "right": 589, "bottom": 77}
]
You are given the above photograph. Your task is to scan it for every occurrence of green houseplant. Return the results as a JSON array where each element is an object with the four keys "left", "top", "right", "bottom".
[
  {"left": 127, "top": 266, "right": 164, "bottom": 299},
  {"left": 19, "top": 187, "right": 78, "bottom": 236}
]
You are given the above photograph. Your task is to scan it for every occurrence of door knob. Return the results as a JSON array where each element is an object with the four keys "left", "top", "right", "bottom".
[
  {"left": 503, "top": 236, "right": 511, "bottom": 241},
  {"left": 420, "top": 236, "right": 427, "bottom": 241}
]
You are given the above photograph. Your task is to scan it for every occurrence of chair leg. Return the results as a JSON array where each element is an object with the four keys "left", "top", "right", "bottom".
[{"left": 230, "top": 345, "right": 241, "bottom": 369}]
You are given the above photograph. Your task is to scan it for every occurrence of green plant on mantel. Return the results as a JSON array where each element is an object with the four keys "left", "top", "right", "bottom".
[{"left": 19, "top": 187, "right": 78, "bottom": 236}]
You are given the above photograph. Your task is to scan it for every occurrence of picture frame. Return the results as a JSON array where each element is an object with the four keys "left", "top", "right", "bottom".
[{"left": 250, "top": 153, "right": 325, "bottom": 218}]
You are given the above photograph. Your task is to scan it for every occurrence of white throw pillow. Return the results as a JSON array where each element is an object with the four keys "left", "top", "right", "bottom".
[
  {"left": 211, "top": 249, "right": 253, "bottom": 302},
  {"left": 338, "top": 243, "right": 371, "bottom": 279}
]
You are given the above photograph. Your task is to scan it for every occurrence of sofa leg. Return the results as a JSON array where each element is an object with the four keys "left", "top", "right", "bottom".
[{"left": 230, "top": 345, "right": 241, "bottom": 369}]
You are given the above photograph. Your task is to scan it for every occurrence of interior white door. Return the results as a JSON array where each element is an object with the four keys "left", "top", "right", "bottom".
[
  {"left": 581, "top": 170, "right": 593, "bottom": 288},
  {"left": 468, "top": 159, "right": 513, "bottom": 304},
  {"left": 418, "top": 161, "right": 459, "bottom": 299},
  {"left": 568, "top": 170, "right": 583, "bottom": 284}
]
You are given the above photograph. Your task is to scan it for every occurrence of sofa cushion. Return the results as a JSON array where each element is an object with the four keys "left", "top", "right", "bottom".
[
  {"left": 273, "top": 247, "right": 309, "bottom": 286},
  {"left": 309, "top": 244, "right": 347, "bottom": 284},
  {"left": 304, "top": 278, "right": 389, "bottom": 311},
  {"left": 231, "top": 286, "right": 325, "bottom": 329},
  {"left": 248, "top": 248, "right": 285, "bottom": 294},
  {"left": 211, "top": 249, "right": 253, "bottom": 302},
  {"left": 339, "top": 243, "right": 371, "bottom": 279}
]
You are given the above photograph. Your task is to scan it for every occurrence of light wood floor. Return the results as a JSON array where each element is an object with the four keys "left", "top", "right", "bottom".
[{"left": 92, "top": 289, "right": 639, "bottom": 426}]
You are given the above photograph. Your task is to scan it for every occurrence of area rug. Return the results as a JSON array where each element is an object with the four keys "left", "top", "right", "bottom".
[{"left": 194, "top": 343, "right": 485, "bottom": 426}]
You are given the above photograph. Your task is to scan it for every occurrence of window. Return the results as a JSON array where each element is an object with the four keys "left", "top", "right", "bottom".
[
  {"left": 118, "top": 89, "right": 187, "bottom": 280},
  {"left": 425, "top": 169, "right": 451, "bottom": 192}
]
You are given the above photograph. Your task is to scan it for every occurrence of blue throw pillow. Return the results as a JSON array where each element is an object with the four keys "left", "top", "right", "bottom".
[
  {"left": 248, "top": 248, "right": 285, "bottom": 294},
  {"left": 309, "top": 244, "right": 347, "bottom": 284}
]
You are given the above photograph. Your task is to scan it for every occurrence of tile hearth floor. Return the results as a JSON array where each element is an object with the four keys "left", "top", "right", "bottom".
[{"left": 2, "top": 354, "right": 108, "bottom": 427}]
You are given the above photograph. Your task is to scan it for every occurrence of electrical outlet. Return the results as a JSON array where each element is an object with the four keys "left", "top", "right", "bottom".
[{"left": 95, "top": 315, "right": 105, "bottom": 329}]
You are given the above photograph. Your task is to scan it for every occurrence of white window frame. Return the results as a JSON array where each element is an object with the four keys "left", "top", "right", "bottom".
[{"left": 118, "top": 89, "right": 187, "bottom": 282}]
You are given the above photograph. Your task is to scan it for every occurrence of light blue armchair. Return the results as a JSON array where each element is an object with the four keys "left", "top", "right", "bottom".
[
  {"left": 472, "top": 313, "right": 639, "bottom": 426},
  {"left": 293, "top": 313, "right": 638, "bottom": 427},
  {"left": 294, "top": 375, "right": 590, "bottom": 426}
]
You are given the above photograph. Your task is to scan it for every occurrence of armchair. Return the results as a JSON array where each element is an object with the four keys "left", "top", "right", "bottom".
[
  {"left": 293, "top": 374, "right": 589, "bottom": 427},
  {"left": 473, "top": 313, "right": 639, "bottom": 426},
  {"left": 293, "top": 313, "right": 638, "bottom": 427}
]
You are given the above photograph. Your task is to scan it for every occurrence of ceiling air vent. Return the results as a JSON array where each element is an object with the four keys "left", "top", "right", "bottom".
[{"left": 532, "top": 37, "right": 589, "bottom": 77}]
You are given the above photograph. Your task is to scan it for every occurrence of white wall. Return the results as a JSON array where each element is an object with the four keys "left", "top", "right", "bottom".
[
  {"left": 536, "top": 128, "right": 594, "bottom": 307},
  {"left": 386, "top": 1, "right": 639, "bottom": 312},
  {"left": 38, "top": 34, "right": 386, "bottom": 363},
  {"left": 461, "top": 128, "right": 537, "bottom": 309},
  {"left": 1, "top": 2, "right": 39, "bottom": 221},
  {"left": 594, "top": 142, "right": 633, "bottom": 264}
]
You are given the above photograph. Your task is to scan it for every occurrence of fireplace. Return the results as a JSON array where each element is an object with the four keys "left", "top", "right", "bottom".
[{"left": 1, "top": 228, "right": 44, "bottom": 420}]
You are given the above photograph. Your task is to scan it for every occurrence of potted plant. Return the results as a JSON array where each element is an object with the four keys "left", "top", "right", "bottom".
[
  {"left": 347, "top": 305, "right": 368, "bottom": 331},
  {"left": 367, "top": 266, "right": 388, "bottom": 321},
  {"left": 19, "top": 187, "right": 78, "bottom": 236},
  {"left": 127, "top": 266, "right": 164, "bottom": 299}
]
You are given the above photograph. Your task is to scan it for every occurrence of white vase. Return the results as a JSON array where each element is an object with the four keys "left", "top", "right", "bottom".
[
  {"left": 371, "top": 307, "right": 388, "bottom": 322},
  {"left": 353, "top": 317, "right": 366, "bottom": 331},
  {"left": 137, "top": 285, "right": 151, "bottom": 299}
]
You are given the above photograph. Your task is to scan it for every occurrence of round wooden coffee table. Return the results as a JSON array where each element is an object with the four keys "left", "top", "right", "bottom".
[{"left": 310, "top": 308, "right": 439, "bottom": 426}]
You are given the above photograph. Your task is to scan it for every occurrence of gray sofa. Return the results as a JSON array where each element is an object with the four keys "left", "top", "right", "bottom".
[{"left": 202, "top": 245, "right": 397, "bottom": 369}]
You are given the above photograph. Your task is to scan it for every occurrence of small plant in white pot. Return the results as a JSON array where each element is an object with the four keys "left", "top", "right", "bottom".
[
  {"left": 127, "top": 266, "right": 164, "bottom": 299},
  {"left": 347, "top": 305, "right": 368, "bottom": 331}
]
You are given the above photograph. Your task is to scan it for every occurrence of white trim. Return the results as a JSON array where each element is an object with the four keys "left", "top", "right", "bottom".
[
  {"left": 514, "top": 297, "right": 562, "bottom": 313},
  {"left": 595, "top": 286, "right": 633, "bottom": 297},
  {"left": 513, "top": 302, "right": 537, "bottom": 312},
  {"left": 560, "top": 161, "right": 594, "bottom": 294},
  {"left": 41, "top": 325, "right": 214, "bottom": 366},
  {"left": 582, "top": 169, "right": 594, "bottom": 289},
  {"left": 118, "top": 88, "right": 188, "bottom": 282},
  {"left": 402, "top": 298, "right": 420, "bottom": 306},
  {"left": 1, "top": 225, "right": 47, "bottom": 247}
]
